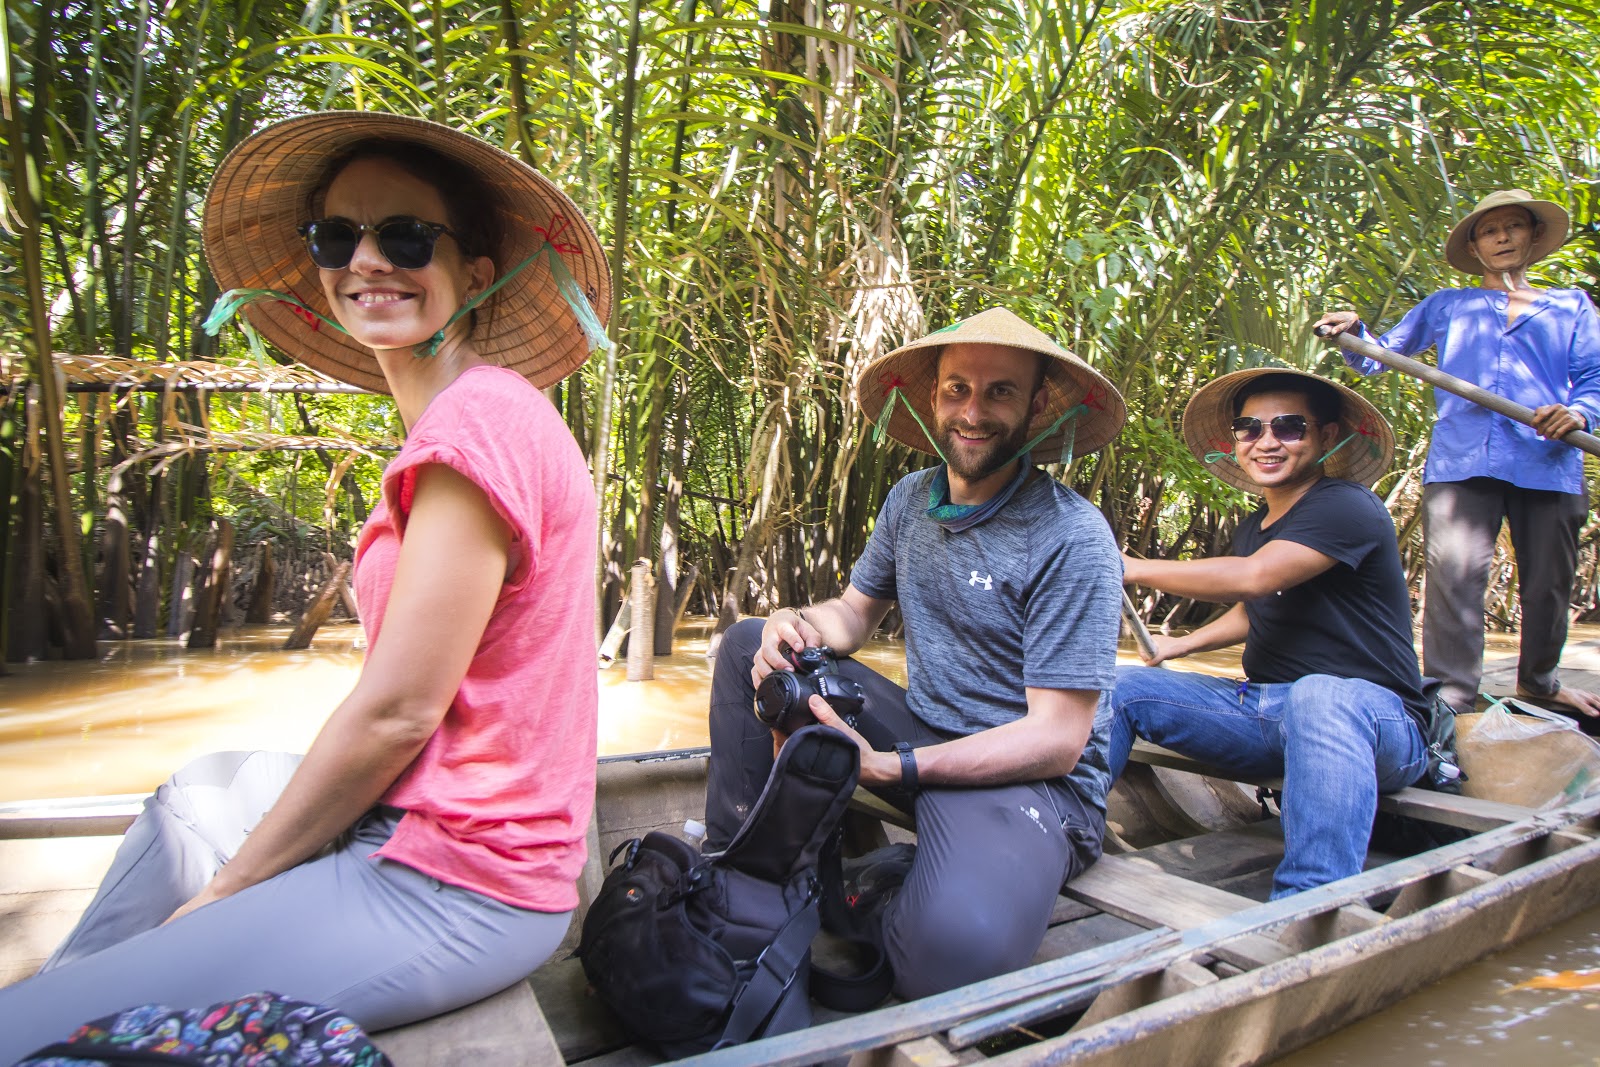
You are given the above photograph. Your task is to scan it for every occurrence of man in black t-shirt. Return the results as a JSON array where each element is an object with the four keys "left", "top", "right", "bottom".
[{"left": 1112, "top": 369, "right": 1429, "bottom": 897}]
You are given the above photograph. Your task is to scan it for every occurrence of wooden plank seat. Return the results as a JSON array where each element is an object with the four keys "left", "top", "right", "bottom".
[{"left": 1125, "top": 741, "right": 1564, "bottom": 834}]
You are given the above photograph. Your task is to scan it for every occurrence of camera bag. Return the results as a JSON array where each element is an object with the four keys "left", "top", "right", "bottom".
[{"left": 577, "top": 724, "right": 870, "bottom": 1057}]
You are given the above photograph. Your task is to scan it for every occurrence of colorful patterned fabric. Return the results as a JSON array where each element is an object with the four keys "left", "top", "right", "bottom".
[{"left": 15, "top": 991, "right": 392, "bottom": 1067}]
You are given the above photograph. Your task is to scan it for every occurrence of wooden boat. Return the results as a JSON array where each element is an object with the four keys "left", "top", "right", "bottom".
[{"left": 3, "top": 741, "right": 1599, "bottom": 1066}]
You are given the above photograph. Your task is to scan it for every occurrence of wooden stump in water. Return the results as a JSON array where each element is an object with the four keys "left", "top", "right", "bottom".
[
  {"left": 284, "top": 560, "right": 352, "bottom": 650},
  {"left": 244, "top": 542, "right": 276, "bottom": 624},
  {"left": 187, "top": 519, "right": 235, "bottom": 650},
  {"left": 165, "top": 550, "right": 195, "bottom": 638},
  {"left": 597, "top": 601, "right": 630, "bottom": 668},
  {"left": 626, "top": 559, "right": 655, "bottom": 682}
]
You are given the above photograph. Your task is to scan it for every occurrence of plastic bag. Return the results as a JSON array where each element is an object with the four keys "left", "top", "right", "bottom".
[{"left": 1456, "top": 699, "right": 1600, "bottom": 808}]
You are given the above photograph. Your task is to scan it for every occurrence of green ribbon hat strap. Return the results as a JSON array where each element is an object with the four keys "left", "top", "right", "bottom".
[
  {"left": 871, "top": 381, "right": 1098, "bottom": 469},
  {"left": 203, "top": 236, "right": 612, "bottom": 360}
]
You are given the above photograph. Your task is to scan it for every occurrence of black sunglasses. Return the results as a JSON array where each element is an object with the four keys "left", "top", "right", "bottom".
[
  {"left": 298, "top": 217, "right": 459, "bottom": 271},
  {"left": 1231, "top": 414, "right": 1314, "bottom": 444}
]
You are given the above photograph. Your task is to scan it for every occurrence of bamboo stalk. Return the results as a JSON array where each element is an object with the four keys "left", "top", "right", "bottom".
[{"left": 1317, "top": 328, "right": 1600, "bottom": 459}]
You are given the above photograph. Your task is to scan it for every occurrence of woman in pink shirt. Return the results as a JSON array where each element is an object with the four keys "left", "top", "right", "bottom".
[{"left": 0, "top": 113, "right": 607, "bottom": 1060}]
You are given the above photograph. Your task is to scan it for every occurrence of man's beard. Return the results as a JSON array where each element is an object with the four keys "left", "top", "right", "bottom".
[{"left": 935, "top": 414, "right": 1033, "bottom": 483}]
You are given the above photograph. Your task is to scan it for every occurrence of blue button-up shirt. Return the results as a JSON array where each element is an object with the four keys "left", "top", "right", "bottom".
[{"left": 1344, "top": 287, "right": 1600, "bottom": 493}]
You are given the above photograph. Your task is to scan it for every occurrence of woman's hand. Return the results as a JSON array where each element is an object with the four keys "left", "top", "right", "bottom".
[{"left": 163, "top": 880, "right": 232, "bottom": 926}]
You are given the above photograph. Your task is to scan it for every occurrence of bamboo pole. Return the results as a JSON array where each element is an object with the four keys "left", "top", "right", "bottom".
[
  {"left": 1121, "top": 591, "right": 1160, "bottom": 663},
  {"left": 1317, "top": 327, "right": 1600, "bottom": 459}
]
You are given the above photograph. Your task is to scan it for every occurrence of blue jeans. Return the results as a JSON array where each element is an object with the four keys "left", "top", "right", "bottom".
[{"left": 1109, "top": 667, "right": 1427, "bottom": 899}]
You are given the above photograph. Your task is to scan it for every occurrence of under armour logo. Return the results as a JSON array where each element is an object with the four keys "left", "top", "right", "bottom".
[{"left": 969, "top": 571, "right": 992, "bottom": 590}]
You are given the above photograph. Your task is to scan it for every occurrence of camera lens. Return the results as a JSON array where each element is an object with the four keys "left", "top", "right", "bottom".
[{"left": 755, "top": 671, "right": 805, "bottom": 726}]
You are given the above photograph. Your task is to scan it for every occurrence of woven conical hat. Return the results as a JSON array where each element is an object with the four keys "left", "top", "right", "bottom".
[
  {"left": 1443, "top": 189, "right": 1568, "bottom": 274},
  {"left": 1182, "top": 368, "right": 1394, "bottom": 494},
  {"left": 203, "top": 112, "right": 609, "bottom": 393},
  {"left": 855, "top": 308, "right": 1125, "bottom": 463}
]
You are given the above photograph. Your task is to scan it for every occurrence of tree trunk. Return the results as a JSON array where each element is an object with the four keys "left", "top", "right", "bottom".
[
  {"left": 284, "top": 561, "right": 352, "bottom": 650},
  {"left": 5, "top": 460, "right": 46, "bottom": 663},
  {"left": 96, "top": 469, "right": 132, "bottom": 639},
  {"left": 245, "top": 541, "right": 277, "bottom": 623},
  {"left": 5, "top": 16, "right": 96, "bottom": 658},
  {"left": 187, "top": 519, "right": 235, "bottom": 649},
  {"left": 653, "top": 466, "right": 684, "bottom": 655},
  {"left": 625, "top": 559, "right": 655, "bottom": 681},
  {"left": 166, "top": 548, "right": 196, "bottom": 638}
]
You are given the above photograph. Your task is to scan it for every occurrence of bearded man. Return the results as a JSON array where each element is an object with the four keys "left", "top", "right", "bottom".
[{"left": 702, "top": 307, "right": 1127, "bottom": 999}]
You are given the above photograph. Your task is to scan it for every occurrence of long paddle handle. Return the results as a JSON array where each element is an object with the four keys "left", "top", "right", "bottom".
[
  {"left": 1121, "top": 590, "right": 1162, "bottom": 665},
  {"left": 1314, "top": 325, "right": 1600, "bottom": 459}
]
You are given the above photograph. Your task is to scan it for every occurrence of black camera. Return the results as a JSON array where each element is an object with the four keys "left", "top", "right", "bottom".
[{"left": 754, "top": 645, "right": 867, "bottom": 735}]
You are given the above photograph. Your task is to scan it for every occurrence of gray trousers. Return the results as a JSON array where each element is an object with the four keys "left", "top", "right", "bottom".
[
  {"left": 0, "top": 751, "right": 570, "bottom": 1065},
  {"left": 1422, "top": 477, "right": 1589, "bottom": 711},
  {"left": 705, "top": 619, "right": 1104, "bottom": 1001}
]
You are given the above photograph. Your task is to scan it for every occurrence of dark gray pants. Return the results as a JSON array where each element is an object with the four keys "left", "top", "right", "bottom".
[
  {"left": 705, "top": 618, "right": 1104, "bottom": 1001},
  {"left": 0, "top": 751, "right": 571, "bottom": 1065},
  {"left": 1422, "top": 477, "right": 1589, "bottom": 711}
]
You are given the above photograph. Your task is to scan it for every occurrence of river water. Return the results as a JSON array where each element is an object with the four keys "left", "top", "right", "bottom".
[{"left": 1, "top": 619, "right": 1596, "bottom": 1061}]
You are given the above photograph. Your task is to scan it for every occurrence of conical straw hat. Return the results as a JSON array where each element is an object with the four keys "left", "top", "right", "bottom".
[
  {"left": 1182, "top": 367, "right": 1394, "bottom": 495},
  {"left": 855, "top": 308, "right": 1126, "bottom": 463},
  {"left": 1443, "top": 189, "right": 1568, "bottom": 274},
  {"left": 203, "top": 112, "right": 610, "bottom": 393}
]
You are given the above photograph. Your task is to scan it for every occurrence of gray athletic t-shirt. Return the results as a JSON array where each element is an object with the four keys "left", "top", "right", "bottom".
[{"left": 849, "top": 466, "right": 1123, "bottom": 812}]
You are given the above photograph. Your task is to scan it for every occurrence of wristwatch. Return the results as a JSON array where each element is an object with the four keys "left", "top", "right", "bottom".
[{"left": 894, "top": 741, "right": 919, "bottom": 793}]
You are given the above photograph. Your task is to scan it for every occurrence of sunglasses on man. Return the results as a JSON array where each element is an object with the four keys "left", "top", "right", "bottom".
[
  {"left": 298, "top": 216, "right": 460, "bottom": 271},
  {"left": 1230, "top": 414, "right": 1316, "bottom": 444}
]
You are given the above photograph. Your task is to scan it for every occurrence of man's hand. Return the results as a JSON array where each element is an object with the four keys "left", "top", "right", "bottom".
[
  {"left": 1314, "top": 311, "right": 1360, "bottom": 336},
  {"left": 1531, "top": 403, "right": 1586, "bottom": 440},
  {"left": 1139, "top": 633, "right": 1187, "bottom": 668},
  {"left": 807, "top": 694, "right": 900, "bottom": 786},
  {"left": 751, "top": 608, "right": 823, "bottom": 688}
]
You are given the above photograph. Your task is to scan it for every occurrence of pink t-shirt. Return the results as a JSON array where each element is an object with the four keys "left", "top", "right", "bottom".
[{"left": 353, "top": 365, "right": 598, "bottom": 911}]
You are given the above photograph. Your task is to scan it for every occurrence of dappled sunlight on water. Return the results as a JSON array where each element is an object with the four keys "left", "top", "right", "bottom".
[{"left": 1277, "top": 908, "right": 1600, "bottom": 1066}]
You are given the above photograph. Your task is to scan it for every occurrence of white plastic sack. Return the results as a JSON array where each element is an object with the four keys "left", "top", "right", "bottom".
[{"left": 1456, "top": 699, "right": 1600, "bottom": 808}]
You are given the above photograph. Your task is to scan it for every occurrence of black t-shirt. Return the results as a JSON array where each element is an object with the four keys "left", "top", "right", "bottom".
[{"left": 1234, "top": 478, "right": 1428, "bottom": 725}]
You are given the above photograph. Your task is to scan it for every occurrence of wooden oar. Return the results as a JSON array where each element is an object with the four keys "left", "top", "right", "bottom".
[
  {"left": 1121, "top": 590, "right": 1162, "bottom": 664},
  {"left": 1314, "top": 325, "right": 1600, "bottom": 459}
]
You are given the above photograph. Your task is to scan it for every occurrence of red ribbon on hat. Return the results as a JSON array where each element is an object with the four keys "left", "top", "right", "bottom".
[
  {"left": 1082, "top": 383, "right": 1108, "bottom": 412},
  {"left": 878, "top": 371, "right": 906, "bottom": 397},
  {"left": 534, "top": 216, "right": 581, "bottom": 255},
  {"left": 1356, "top": 413, "right": 1383, "bottom": 457},
  {"left": 278, "top": 289, "right": 320, "bottom": 331}
]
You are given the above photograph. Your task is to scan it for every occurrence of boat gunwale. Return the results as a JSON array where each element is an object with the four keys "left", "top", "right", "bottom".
[{"left": 668, "top": 791, "right": 1600, "bottom": 1067}]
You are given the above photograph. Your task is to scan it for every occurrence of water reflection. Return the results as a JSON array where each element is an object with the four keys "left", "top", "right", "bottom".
[
  {"left": 1277, "top": 907, "right": 1600, "bottom": 1066},
  {"left": 0, "top": 617, "right": 919, "bottom": 804}
]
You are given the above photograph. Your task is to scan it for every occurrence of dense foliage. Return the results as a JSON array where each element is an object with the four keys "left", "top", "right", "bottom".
[{"left": 3, "top": 0, "right": 1598, "bottom": 657}]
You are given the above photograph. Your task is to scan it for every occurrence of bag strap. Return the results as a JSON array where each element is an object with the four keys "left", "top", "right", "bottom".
[
  {"left": 809, "top": 830, "right": 896, "bottom": 1012},
  {"left": 713, "top": 889, "right": 822, "bottom": 1048}
]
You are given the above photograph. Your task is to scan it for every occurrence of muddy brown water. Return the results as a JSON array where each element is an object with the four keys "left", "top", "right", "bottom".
[{"left": 2, "top": 618, "right": 1597, "bottom": 1061}]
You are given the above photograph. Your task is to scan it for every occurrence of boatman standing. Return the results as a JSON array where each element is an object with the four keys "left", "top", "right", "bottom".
[
  {"left": 1113, "top": 368, "right": 1434, "bottom": 897},
  {"left": 703, "top": 308, "right": 1126, "bottom": 998},
  {"left": 1316, "top": 189, "right": 1600, "bottom": 726}
]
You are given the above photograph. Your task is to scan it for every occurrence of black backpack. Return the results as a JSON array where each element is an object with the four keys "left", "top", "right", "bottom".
[{"left": 577, "top": 724, "right": 887, "bottom": 1057}]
